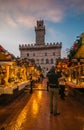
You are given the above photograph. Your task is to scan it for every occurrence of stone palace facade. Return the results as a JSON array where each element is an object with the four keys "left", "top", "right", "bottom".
[{"left": 19, "top": 20, "right": 62, "bottom": 74}]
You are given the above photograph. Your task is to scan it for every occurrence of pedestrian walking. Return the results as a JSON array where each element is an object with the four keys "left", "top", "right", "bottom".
[
  {"left": 46, "top": 70, "right": 51, "bottom": 91},
  {"left": 59, "top": 72, "right": 66, "bottom": 100},
  {"left": 47, "top": 66, "right": 60, "bottom": 116},
  {"left": 46, "top": 80, "right": 49, "bottom": 91},
  {"left": 29, "top": 74, "right": 33, "bottom": 94}
]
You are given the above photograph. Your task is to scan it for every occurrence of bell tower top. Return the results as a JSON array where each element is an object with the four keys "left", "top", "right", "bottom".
[{"left": 35, "top": 20, "right": 45, "bottom": 45}]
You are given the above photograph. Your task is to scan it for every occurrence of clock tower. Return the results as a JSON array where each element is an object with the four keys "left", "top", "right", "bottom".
[{"left": 35, "top": 20, "right": 45, "bottom": 45}]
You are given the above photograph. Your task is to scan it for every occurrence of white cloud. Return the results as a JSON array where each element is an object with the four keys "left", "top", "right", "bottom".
[
  {"left": 0, "top": 0, "right": 65, "bottom": 29},
  {"left": 0, "top": 0, "right": 83, "bottom": 30}
]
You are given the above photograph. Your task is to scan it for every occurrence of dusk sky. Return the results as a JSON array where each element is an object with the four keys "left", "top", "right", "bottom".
[{"left": 0, "top": 0, "right": 84, "bottom": 58}]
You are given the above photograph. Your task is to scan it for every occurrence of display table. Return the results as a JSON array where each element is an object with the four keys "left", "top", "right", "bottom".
[
  {"left": 66, "top": 82, "right": 76, "bottom": 88},
  {"left": 66, "top": 82, "right": 84, "bottom": 104},
  {"left": 0, "top": 81, "right": 30, "bottom": 104},
  {"left": 66, "top": 82, "right": 84, "bottom": 88},
  {"left": 18, "top": 81, "right": 30, "bottom": 91},
  {"left": 0, "top": 81, "right": 30, "bottom": 95},
  {"left": 0, "top": 85, "right": 17, "bottom": 95}
]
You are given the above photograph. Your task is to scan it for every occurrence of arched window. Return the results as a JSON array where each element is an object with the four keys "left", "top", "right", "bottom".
[
  {"left": 33, "top": 53, "right": 35, "bottom": 56},
  {"left": 46, "top": 59, "right": 49, "bottom": 64},
  {"left": 53, "top": 52, "right": 55, "bottom": 56},
  {"left": 45, "top": 53, "right": 47, "bottom": 56},
  {"left": 36, "top": 59, "right": 39, "bottom": 64},
  {"left": 51, "top": 59, "right": 53, "bottom": 64},
  {"left": 27, "top": 53, "right": 29, "bottom": 56},
  {"left": 41, "top": 59, "right": 44, "bottom": 64}
]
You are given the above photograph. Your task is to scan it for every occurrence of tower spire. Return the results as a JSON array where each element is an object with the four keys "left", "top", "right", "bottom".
[{"left": 35, "top": 20, "right": 45, "bottom": 45}]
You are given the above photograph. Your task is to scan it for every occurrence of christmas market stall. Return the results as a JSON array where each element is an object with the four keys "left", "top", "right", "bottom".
[
  {"left": 0, "top": 45, "right": 30, "bottom": 104},
  {"left": 66, "top": 33, "right": 84, "bottom": 104}
]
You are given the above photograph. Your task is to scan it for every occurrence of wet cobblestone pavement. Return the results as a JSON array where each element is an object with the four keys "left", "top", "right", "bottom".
[{"left": 0, "top": 79, "right": 84, "bottom": 130}]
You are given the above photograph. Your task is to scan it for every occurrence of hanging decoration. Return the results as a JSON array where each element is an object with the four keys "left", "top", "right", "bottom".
[
  {"left": 68, "top": 37, "right": 82, "bottom": 61},
  {"left": 0, "top": 45, "right": 15, "bottom": 61}
]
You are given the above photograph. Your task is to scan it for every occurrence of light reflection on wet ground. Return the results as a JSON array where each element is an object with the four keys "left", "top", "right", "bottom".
[
  {"left": 5, "top": 99, "right": 30, "bottom": 129},
  {"left": 3, "top": 83, "right": 43, "bottom": 130},
  {"left": 0, "top": 79, "right": 84, "bottom": 130}
]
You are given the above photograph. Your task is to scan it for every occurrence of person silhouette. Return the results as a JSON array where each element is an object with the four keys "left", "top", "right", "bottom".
[
  {"left": 47, "top": 66, "right": 60, "bottom": 116},
  {"left": 29, "top": 74, "right": 33, "bottom": 94}
]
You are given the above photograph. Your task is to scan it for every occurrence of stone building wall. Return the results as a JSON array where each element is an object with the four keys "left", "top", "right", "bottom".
[{"left": 19, "top": 20, "right": 62, "bottom": 75}]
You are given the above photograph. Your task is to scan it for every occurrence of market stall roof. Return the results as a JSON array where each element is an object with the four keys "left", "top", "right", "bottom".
[
  {"left": 68, "top": 33, "right": 84, "bottom": 67},
  {"left": 0, "top": 45, "right": 15, "bottom": 61},
  {"left": 74, "top": 33, "right": 84, "bottom": 59},
  {"left": 0, "top": 61, "right": 14, "bottom": 65},
  {"left": 74, "top": 44, "right": 84, "bottom": 58}
]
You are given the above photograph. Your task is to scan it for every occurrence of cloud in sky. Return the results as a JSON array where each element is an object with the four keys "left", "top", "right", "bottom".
[
  {"left": 0, "top": 0, "right": 84, "bottom": 25},
  {"left": 0, "top": 0, "right": 64, "bottom": 28},
  {"left": 0, "top": 0, "right": 84, "bottom": 57},
  {"left": 0, "top": 0, "right": 84, "bottom": 29}
]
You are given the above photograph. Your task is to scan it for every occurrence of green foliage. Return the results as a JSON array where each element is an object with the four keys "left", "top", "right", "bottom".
[{"left": 68, "top": 37, "right": 82, "bottom": 61}]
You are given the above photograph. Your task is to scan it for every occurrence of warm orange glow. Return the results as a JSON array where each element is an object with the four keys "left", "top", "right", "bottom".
[
  {"left": 6, "top": 103, "right": 29, "bottom": 129},
  {"left": 38, "top": 90, "right": 42, "bottom": 100},
  {"left": 6, "top": 84, "right": 43, "bottom": 129},
  {"left": 32, "top": 99, "right": 39, "bottom": 116}
]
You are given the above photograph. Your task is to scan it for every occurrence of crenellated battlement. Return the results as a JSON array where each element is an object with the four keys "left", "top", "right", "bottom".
[
  {"left": 19, "top": 20, "right": 62, "bottom": 73},
  {"left": 46, "top": 42, "right": 62, "bottom": 46},
  {"left": 19, "top": 42, "right": 62, "bottom": 50},
  {"left": 19, "top": 43, "right": 35, "bottom": 48}
]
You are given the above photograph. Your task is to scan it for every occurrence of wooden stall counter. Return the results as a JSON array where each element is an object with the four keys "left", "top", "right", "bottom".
[
  {"left": 0, "top": 81, "right": 30, "bottom": 104},
  {"left": 66, "top": 81, "right": 84, "bottom": 104}
]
